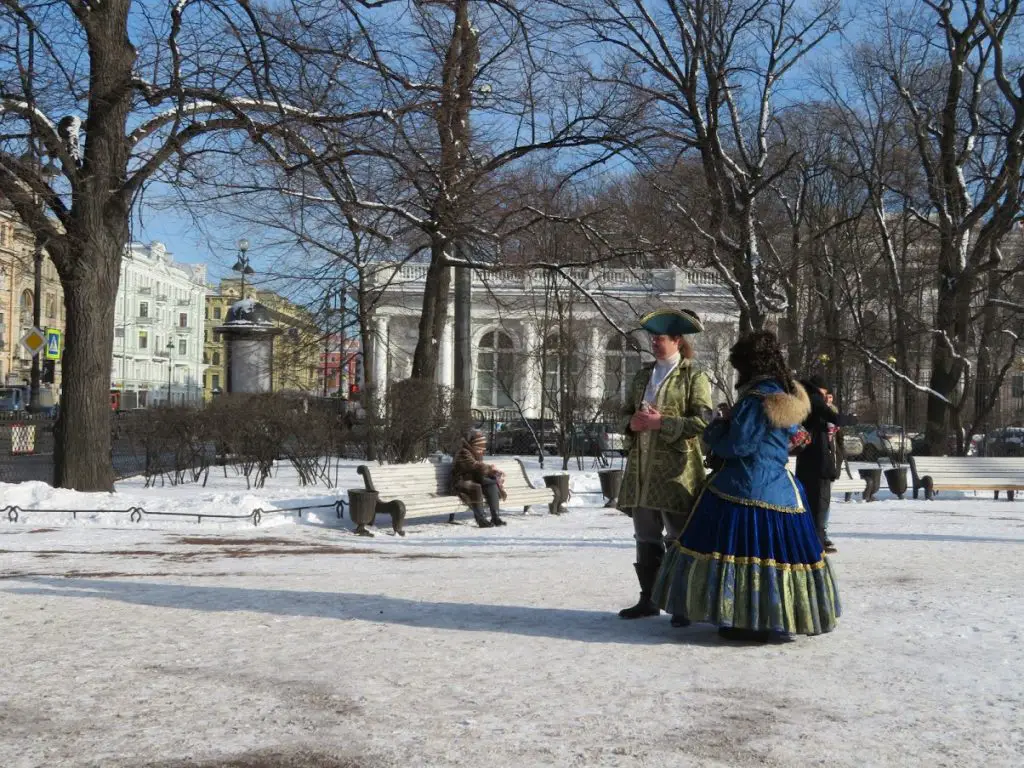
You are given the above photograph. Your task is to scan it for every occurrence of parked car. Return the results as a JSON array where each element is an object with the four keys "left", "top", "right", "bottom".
[
  {"left": 909, "top": 432, "right": 982, "bottom": 456},
  {"left": 0, "top": 386, "right": 58, "bottom": 417},
  {"left": 570, "top": 422, "right": 627, "bottom": 458},
  {"left": 979, "top": 427, "right": 1024, "bottom": 457},
  {"left": 844, "top": 424, "right": 913, "bottom": 461},
  {"left": 0, "top": 386, "right": 27, "bottom": 414},
  {"left": 493, "top": 419, "right": 558, "bottom": 455},
  {"left": 839, "top": 430, "right": 865, "bottom": 460}
]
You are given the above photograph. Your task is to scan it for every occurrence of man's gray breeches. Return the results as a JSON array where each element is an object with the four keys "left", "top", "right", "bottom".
[{"left": 632, "top": 506, "right": 687, "bottom": 544}]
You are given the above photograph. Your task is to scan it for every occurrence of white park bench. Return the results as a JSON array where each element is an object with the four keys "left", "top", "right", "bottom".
[
  {"left": 908, "top": 456, "right": 1024, "bottom": 500},
  {"left": 354, "top": 458, "right": 558, "bottom": 535},
  {"left": 786, "top": 458, "right": 874, "bottom": 501}
]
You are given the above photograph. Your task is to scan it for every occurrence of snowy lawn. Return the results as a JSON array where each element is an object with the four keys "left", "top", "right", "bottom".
[{"left": 1, "top": 457, "right": 1022, "bottom": 767}]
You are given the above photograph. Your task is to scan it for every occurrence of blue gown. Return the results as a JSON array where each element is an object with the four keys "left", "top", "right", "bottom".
[{"left": 652, "top": 378, "right": 841, "bottom": 635}]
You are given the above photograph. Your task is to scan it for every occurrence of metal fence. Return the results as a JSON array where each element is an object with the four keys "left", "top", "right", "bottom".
[{"left": 0, "top": 412, "right": 174, "bottom": 485}]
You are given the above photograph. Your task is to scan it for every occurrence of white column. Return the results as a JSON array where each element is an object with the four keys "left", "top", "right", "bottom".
[
  {"left": 438, "top": 320, "right": 454, "bottom": 387},
  {"left": 587, "top": 326, "right": 604, "bottom": 403},
  {"left": 521, "top": 321, "right": 541, "bottom": 418},
  {"left": 372, "top": 315, "right": 389, "bottom": 400}
]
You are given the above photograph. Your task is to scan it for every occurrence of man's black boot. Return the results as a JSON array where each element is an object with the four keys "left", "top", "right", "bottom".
[{"left": 618, "top": 542, "right": 664, "bottom": 619}]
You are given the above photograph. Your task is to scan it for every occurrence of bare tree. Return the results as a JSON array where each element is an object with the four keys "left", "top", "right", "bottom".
[
  {"left": 864, "top": 0, "right": 1024, "bottom": 451},
  {"left": 559, "top": 0, "right": 842, "bottom": 332},
  {"left": 0, "top": 1, "right": 383, "bottom": 489},
  {"left": 256, "top": 1, "right": 636, "bottom": 384}
]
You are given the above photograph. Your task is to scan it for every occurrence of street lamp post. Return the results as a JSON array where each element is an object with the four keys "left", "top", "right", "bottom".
[
  {"left": 166, "top": 340, "right": 175, "bottom": 404},
  {"left": 29, "top": 236, "right": 43, "bottom": 408},
  {"left": 232, "top": 238, "right": 254, "bottom": 299},
  {"left": 22, "top": 150, "right": 59, "bottom": 413}
]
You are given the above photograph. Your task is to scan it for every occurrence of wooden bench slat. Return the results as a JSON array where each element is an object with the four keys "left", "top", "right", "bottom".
[{"left": 909, "top": 456, "right": 1024, "bottom": 499}]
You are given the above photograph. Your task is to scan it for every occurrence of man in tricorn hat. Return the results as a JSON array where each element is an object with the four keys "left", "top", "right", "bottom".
[{"left": 616, "top": 308, "right": 714, "bottom": 621}]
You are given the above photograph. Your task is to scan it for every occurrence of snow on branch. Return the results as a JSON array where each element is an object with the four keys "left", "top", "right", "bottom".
[
  {"left": 127, "top": 97, "right": 386, "bottom": 148},
  {"left": 852, "top": 343, "right": 955, "bottom": 405},
  {"left": 987, "top": 298, "right": 1024, "bottom": 313},
  {"left": 0, "top": 98, "right": 58, "bottom": 136},
  {"left": 0, "top": 99, "right": 74, "bottom": 170},
  {"left": 933, "top": 329, "right": 973, "bottom": 378}
]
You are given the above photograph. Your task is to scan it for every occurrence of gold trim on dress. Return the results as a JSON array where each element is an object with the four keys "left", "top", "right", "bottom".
[
  {"left": 706, "top": 484, "right": 805, "bottom": 514},
  {"left": 671, "top": 541, "right": 828, "bottom": 572}
]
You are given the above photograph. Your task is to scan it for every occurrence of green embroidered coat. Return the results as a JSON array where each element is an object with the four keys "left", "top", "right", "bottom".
[{"left": 617, "top": 360, "right": 713, "bottom": 516}]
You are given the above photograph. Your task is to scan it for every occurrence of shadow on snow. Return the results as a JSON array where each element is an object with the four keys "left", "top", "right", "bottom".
[{"left": 3, "top": 576, "right": 724, "bottom": 646}]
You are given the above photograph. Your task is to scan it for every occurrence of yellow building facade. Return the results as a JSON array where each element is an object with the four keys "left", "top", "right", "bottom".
[
  {"left": 203, "top": 278, "right": 322, "bottom": 398},
  {"left": 0, "top": 210, "right": 65, "bottom": 392}
]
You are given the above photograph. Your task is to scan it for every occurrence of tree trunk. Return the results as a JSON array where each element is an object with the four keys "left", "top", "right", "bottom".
[
  {"left": 355, "top": 284, "right": 379, "bottom": 461},
  {"left": 410, "top": 241, "right": 451, "bottom": 381},
  {"left": 968, "top": 270, "right": 1013, "bottom": 442},
  {"left": 52, "top": 0, "right": 136, "bottom": 490},
  {"left": 925, "top": 259, "right": 973, "bottom": 454},
  {"left": 781, "top": 261, "right": 801, "bottom": 367},
  {"left": 55, "top": 234, "right": 123, "bottom": 490}
]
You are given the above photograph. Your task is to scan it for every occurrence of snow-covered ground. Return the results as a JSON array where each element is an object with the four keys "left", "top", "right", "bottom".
[{"left": 1, "top": 457, "right": 1022, "bottom": 767}]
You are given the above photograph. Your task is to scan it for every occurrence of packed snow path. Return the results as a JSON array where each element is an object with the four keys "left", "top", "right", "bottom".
[{"left": 1, "top": 464, "right": 1022, "bottom": 767}]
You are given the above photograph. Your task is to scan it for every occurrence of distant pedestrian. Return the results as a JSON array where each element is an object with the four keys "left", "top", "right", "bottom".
[
  {"left": 616, "top": 308, "right": 713, "bottom": 622},
  {"left": 451, "top": 430, "right": 507, "bottom": 528},
  {"left": 796, "top": 375, "right": 853, "bottom": 554}
]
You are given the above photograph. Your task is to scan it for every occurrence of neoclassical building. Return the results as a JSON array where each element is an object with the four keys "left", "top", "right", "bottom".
[
  {"left": 111, "top": 242, "right": 208, "bottom": 408},
  {"left": 364, "top": 263, "right": 739, "bottom": 417},
  {"left": 0, "top": 210, "right": 65, "bottom": 390}
]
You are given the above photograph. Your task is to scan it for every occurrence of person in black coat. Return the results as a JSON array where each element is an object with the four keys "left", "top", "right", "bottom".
[{"left": 795, "top": 375, "right": 853, "bottom": 553}]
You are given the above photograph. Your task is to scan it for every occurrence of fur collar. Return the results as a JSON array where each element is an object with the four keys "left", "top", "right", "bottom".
[{"left": 761, "top": 382, "right": 811, "bottom": 428}]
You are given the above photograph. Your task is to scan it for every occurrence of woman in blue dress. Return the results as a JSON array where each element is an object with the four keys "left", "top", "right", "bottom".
[{"left": 653, "top": 331, "right": 841, "bottom": 641}]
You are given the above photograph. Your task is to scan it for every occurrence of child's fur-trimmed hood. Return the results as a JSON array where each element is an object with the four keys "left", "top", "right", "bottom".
[{"left": 760, "top": 382, "right": 811, "bottom": 428}]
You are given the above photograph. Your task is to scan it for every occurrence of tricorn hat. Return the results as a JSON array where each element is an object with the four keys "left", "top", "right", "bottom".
[{"left": 639, "top": 308, "right": 704, "bottom": 336}]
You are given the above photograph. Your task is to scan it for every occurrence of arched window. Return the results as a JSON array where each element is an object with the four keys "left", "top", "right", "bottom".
[
  {"left": 475, "top": 330, "right": 515, "bottom": 408},
  {"left": 20, "top": 289, "right": 33, "bottom": 317},
  {"left": 212, "top": 351, "right": 221, "bottom": 366},
  {"left": 604, "top": 334, "right": 644, "bottom": 403}
]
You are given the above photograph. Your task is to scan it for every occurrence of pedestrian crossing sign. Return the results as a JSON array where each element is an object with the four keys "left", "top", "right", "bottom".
[{"left": 44, "top": 328, "right": 62, "bottom": 360}]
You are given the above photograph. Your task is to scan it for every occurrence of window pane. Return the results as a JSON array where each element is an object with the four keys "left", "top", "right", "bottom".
[
  {"left": 603, "top": 352, "right": 621, "bottom": 400},
  {"left": 476, "top": 372, "right": 494, "bottom": 407},
  {"left": 625, "top": 354, "right": 642, "bottom": 382},
  {"left": 496, "top": 351, "right": 515, "bottom": 402},
  {"left": 497, "top": 387, "right": 513, "bottom": 408}
]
